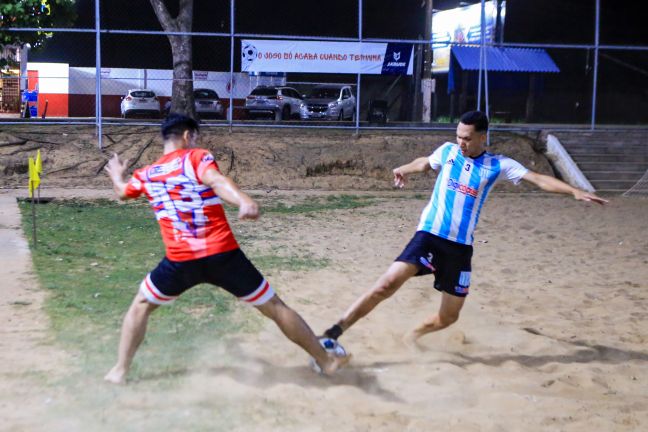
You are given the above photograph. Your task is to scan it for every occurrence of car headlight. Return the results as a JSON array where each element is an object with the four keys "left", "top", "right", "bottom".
[{"left": 328, "top": 101, "right": 338, "bottom": 108}]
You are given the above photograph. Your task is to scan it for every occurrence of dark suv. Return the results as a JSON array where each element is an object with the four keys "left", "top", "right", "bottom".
[{"left": 244, "top": 86, "right": 302, "bottom": 120}]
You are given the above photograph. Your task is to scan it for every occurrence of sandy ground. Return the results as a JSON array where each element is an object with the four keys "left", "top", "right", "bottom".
[{"left": 0, "top": 186, "right": 647, "bottom": 432}]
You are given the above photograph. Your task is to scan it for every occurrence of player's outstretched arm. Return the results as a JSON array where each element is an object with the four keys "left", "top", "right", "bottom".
[
  {"left": 104, "top": 153, "right": 130, "bottom": 200},
  {"left": 200, "top": 167, "right": 259, "bottom": 220},
  {"left": 522, "top": 171, "right": 608, "bottom": 205},
  {"left": 393, "top": 156, "right": 432, "bottom": 188}
]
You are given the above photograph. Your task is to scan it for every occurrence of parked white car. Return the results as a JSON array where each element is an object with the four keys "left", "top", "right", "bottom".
[
  {"left": 120, "top": 89, "right": 161, "bottom": 118},
  {"left": 244, "top": 86, "right": 302, "bottom": 121}
]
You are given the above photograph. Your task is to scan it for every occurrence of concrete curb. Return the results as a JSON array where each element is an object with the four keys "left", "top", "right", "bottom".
[{"left": 544, "top": 134, "right": 595, "bottom": 193}]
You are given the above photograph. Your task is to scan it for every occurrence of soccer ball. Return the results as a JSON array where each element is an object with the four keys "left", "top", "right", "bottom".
[
  {"left": 319, "top": 337, "right": 346, "bottom": 357},
  {"left": 309, "top": 337, "right": 346, "bottom": 373}
]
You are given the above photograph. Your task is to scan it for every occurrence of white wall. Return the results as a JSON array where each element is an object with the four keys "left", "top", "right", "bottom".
[
  {"left": 26, "top": 62, "right": 69, "bottom": 93},
  {"left": 69, "top": 67, "right": 252, "bottom": 98}
]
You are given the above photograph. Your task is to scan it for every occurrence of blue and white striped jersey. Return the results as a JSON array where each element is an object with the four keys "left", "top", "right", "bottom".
[{"left": 417, "top": 142, "right": 529, "bottom": 245}]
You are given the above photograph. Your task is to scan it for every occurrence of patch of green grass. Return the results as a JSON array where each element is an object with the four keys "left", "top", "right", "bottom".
[
  {"left": 18, "top": 195, "right": 360, "bottom": 385},
  {"left": 18, "top": 199, "right": 258, "bottom": 380}
]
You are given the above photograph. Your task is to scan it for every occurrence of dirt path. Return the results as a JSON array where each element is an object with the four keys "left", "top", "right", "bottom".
[{"left": 0, "top": 190, "right": 71, "bottom": 431}]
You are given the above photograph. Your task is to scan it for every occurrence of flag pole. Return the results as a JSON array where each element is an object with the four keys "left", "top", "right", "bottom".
[{"left": 30, "top": 179, "right": 37, "bottom": 248}]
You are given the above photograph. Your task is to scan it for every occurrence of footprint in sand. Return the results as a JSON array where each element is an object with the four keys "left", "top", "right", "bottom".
[{"left": 447, "top": 330, "right": 467, "bottom": 347}]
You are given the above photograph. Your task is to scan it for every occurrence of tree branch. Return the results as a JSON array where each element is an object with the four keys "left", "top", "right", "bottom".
[
  {"left": 0, "top": 139, "right": 27, "bottom": 148},
  {"left": 177, "top": 0, "right": 194, "bottom": 31},
  {"left": 148, "top": 0, "right": 177, "bottom": 32},
  {"left": 127, "top": 137, "right": 155, "bottom": 171}
]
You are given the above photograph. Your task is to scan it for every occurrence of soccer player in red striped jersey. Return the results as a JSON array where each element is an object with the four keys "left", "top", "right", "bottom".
[{"left": 103, "top": 114, "right": 349, "bottom": 384}]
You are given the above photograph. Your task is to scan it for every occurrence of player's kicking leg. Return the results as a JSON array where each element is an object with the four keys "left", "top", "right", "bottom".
[
  {"left": 255, "top": 295, "right": 350, "bottom": 375},
  {"left": 323, "top": 261, "right": 419, "bottom": 340}
]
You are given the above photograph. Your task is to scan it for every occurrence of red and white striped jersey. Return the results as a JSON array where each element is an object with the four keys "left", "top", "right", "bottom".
[{"left": 125, "top": 148, "right": 239, "bottom": 261}]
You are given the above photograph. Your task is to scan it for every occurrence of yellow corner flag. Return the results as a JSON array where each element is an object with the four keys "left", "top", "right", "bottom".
[
  {"left": 35, "top": 150, "right": 43, "bottom": 175},
  {"left": 28, "top": 157, "right": 41, "bottom": 198}
]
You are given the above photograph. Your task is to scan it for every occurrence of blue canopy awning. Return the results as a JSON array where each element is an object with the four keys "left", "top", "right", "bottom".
[
  {"left": 448, "top": 46, "right": 560, "bottom": 93},
  {"left": 451, "top": 46, "right": 560, "bottom": 73}
]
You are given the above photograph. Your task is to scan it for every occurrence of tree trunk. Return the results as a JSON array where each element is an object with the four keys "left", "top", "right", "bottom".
[
  {"left": 168, "top": 33, "right": 194, "bottom": 118},
  {"left": 149, "top": 0, "right": 196, "bottom": 119}
]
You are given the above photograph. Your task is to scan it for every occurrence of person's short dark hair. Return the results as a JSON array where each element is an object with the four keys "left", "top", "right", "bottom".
[
  {"left": 459, "top": 111, "right": 489, "bottom": 133},
  {"left": 161, "top": 113, "right": 199, "bottom": 140}
]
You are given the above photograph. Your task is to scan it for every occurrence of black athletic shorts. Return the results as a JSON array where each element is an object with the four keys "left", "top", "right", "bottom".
[
  {"left": 396, "top": 231, "right": 473, "bottom": 297},
  {"left": 139, "top": 248, "right": 275, "bottom": 306}
]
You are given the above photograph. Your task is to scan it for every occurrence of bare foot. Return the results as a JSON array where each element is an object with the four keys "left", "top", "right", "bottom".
[
  {"left": 313, "top": 352, "right": 352, "bottom": 376},
  {"left": 402, "top": 331, "right": 425, "bottom": 352},
  {"left": 104, "top": 366, "right": 127, "bottom": 385}
]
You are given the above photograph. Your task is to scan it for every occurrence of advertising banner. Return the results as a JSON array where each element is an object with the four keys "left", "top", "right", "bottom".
[
  {"left": 432, "top": 0, "right": 504, "bottom": 73},
  {"left": 241, "top": 39, "right": 413, "bottom": 75}
]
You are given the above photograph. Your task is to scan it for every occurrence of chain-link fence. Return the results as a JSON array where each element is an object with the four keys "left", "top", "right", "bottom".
[{"left": 2, "top": 0, "right": 648, "bottom": 141}]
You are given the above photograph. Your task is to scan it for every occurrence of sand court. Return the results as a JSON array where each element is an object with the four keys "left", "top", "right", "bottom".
[{"left": 0, "top": 187, "right": 646, "bottom": 431}]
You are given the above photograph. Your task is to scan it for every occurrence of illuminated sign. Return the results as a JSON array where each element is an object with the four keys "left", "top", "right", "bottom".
[{"left": 432, "top": 1, "right": 505, "bottom": 73}]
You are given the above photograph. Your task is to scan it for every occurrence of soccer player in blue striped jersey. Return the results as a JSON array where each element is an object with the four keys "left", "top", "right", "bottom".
[{"left": 322, "top": 111, "right": 607, "bottom": 347}]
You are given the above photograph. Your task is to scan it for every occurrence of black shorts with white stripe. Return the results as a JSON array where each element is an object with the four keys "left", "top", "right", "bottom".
[{"left": 140, "top": 248, "right": 275, "bottom": 305}]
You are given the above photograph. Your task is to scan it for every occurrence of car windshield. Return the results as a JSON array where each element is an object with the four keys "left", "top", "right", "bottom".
[
  {"left": 309, "top": 88, "right": 341, "bottom": 99},
  {"left": 194, "top": 89, "right": 218, "bottom": 99},
  {"left": 251, "top": 87, "right": 278, "bottom": 96},
  {"left": 131, "top": 91, "right": 155, "bottom": 98}
]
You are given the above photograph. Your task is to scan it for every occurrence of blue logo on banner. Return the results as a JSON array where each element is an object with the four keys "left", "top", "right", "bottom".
[{"left": 382, "top": 43, "right": 412, "bottom": 75}]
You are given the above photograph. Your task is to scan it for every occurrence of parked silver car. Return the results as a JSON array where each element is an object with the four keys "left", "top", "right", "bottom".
[
  {"left": 300, "top": 85, "right": 356, "bottom": 121},
  {"left": 193, "top": 88, "right": 224, "bottom": 119},
  {"left": 162, "top": 88, "right": 225, "bottom": 119},
  {"left": 120, "top": 89, "right": 161, "bottom": 118},
  {"left": 244, "top": 86, "right": 302, "bottom": 121}
]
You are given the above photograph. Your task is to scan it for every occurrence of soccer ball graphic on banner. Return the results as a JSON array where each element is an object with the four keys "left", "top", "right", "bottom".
[
  {"left": 309, "top": 337, "right": 347, "bottom": 373},
  {"left": 241, "top": 43, "right": 258, "bottom": 69}
]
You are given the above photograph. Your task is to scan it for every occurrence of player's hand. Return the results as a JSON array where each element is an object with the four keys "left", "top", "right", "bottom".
[
  {"left": 574, "top": 190, "right": 608, "bottom": 205},
  {"left": 238, "top": 198, "right": 260, "bottom": 220},
  {"left": 104, "top": 153, "right": 128, "bottom": 180},
  {"left": 393, "top": 168, "right": 407, "bottom": 188}
]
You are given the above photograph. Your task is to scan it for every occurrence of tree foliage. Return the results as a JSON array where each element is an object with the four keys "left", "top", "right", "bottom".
[
  {"left": 1, "top": 0, "right": 76, "bottom": 49},
  {"left": 1, "top": 0, "right": 76, "bottom": 69}
]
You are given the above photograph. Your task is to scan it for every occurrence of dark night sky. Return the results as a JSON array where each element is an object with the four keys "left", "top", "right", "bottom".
[{"left": 28, "top": 0, "right": 648, "bottom": 74}]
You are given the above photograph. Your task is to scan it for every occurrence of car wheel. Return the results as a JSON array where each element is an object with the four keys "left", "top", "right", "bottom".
[{"left": 337, "top": 110, "right": 344, "bottom": 121}]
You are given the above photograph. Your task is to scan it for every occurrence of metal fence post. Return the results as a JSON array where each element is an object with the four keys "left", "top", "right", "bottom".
[
  {"left": 355, "top": 0, "right": 363, "bottom": 136},
  {"left": 480, "top": 0, "right": 491, "bottom": 143},
  {"left": 95, "top": 0, "right": 103, "bottom": 149},
  {"left": 590, "top": 0, "right": 600, "bottom": 130},
  {"left": 229, "top": 0, "right": 235, "bottom": 132}
]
